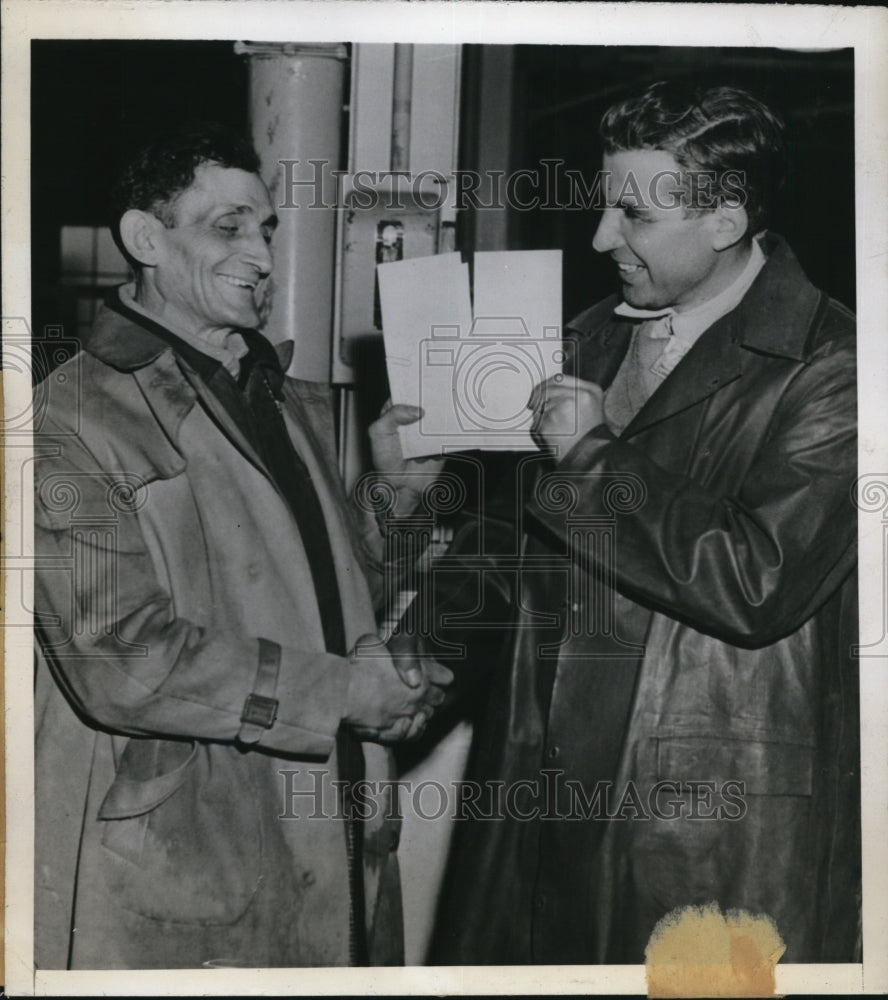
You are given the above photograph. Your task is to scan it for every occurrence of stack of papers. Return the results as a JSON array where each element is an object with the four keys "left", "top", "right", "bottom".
[{"left": 377, "top": 250, "right": 563, "bottom": 457}]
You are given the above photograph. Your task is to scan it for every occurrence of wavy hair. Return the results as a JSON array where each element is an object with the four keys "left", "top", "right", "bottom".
[
  {"left": 111, "top": 121, "right": 260, "bottom": 229},
  {"left": 600, "top": 81, "right": 785, "bottom": 233}
]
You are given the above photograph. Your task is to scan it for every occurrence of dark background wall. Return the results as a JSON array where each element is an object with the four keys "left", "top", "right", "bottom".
[{"left": 31, "top": 40, "right": 249, "bottom": 343}]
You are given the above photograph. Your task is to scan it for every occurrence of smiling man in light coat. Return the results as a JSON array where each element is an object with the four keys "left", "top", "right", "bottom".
[{"left": 33, "top": 123, "right": 447, "bottom": 969}]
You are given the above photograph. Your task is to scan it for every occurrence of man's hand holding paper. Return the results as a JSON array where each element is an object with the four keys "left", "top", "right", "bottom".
[
  {"left": 368, "top": 400, "right": 447, "bottom": 515},
  {"left": 528, "top": 374, "right": 605, "bottom": 459}
]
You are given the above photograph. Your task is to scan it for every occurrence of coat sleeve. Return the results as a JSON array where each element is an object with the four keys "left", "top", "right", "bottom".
[
  {"left": 34, "top": 428, "right": 349, "bottom": 759},
  {"left": 527, "top": 340, "right": 857, "bottom": 647}
]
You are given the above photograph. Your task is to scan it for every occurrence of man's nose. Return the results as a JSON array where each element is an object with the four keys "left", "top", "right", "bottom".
[
  {"left": 244, "top": 231, "right": 274, "bottom": 275},
  {"left": 592, "top": 208, "right": 624, "bottom": 253}
]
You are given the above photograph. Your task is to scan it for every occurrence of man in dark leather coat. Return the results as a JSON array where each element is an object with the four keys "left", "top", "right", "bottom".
[{"left": 426, "top": 82, "right": 859, "bottom": 964}]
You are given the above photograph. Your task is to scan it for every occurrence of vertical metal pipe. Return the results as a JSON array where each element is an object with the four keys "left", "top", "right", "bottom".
[
  {"left": 391, "top": 44, "right": 414, "bottom": 172},
  {"left": 236, "top": 42, "right": 347, "bottom": 382}
]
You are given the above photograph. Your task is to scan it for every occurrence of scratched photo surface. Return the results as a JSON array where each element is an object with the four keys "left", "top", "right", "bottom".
[{"left": 5, "top": 7, "right": 886, "bottom": 996}]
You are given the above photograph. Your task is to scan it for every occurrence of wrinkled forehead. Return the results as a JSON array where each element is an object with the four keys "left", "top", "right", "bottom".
[{"left": 169, "top": 162, "right": 274, "bottom": 224}]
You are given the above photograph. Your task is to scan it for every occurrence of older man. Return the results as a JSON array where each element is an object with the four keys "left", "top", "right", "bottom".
[
  {"left": 428, "top": 82, "right": 859, "bottom": 964},
  {"left": 34, "top": 123, "right": 446, "bottom": 969}
]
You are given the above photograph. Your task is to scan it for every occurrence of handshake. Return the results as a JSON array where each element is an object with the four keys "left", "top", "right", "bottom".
[
  {"left": 344, "top": 630, "right": 453, "bottom": 744},
  {"left": 347, "top": 399, "right": 456, "bottom": 743}
]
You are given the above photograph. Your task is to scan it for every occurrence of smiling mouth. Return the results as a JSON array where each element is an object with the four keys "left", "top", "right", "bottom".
[
  {"left": 615, "top": 262, "right": 645, "bottom": 274},
  {"left": 218, "top": 274, "right": 258, "bottom": 291}
]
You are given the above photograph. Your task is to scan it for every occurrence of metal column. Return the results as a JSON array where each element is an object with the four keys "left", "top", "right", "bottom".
[{"left": 236, "top": 42, "right": 347, "bottom": 381}]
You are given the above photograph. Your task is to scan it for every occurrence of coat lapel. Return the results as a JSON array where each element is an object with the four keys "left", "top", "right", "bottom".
[
  {"left": 178, "top": 364, "right": 270, "bottom": 476},
  {"left": 87, "top": 296, "right": 276, "bottom": 483},
  {"left": 566, "top": 234, "right": 823, "bottom": 442},
  {"left": 568, "top": 294, "right": 634, "bottom": 389},
  {"left": 568, "top": 301, "right": 745, "bottom": 439},
  {"left": 620, "top": 312, "right": 745, "bottom": 439}
]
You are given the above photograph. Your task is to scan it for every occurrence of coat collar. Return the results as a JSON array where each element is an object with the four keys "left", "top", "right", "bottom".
[
  {"left": 84, "top": 290, "right": 171, "bottom": 371},
  {"left": 85, "top": 288, "right": 295, "bottom": 377},
  {"left": 727, "top": 232, "right": 823, "bottom": 361},
  {"left": 82, "top": 290, "right": 296, "bottom": 481},
  {"left": 566, "top": 234, "right": 825, "bottom": 438}
]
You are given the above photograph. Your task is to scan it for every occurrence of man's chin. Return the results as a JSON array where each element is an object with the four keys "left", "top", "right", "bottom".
[
  {"left": 228, "top": 309, "right": 262, "bottom": 331},
  {"left": 621, "top": 285, "right": 670, "bottom": 312},
  {"left": 622, "top": 292, "right": 658, "bottom": 310}
]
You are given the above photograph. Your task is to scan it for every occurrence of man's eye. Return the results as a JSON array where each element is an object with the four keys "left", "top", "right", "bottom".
[{"left": 216, "top": 223, "right": 240, "bottom": 236}]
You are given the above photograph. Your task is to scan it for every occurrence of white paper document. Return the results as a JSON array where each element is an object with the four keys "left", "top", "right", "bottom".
[{"left": 378, "top": 249, "right": 564, "bottom": 457}]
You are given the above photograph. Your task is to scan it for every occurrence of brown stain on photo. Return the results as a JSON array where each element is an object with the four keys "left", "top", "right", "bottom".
[{"left": 645, "top": 902, "right": 785, "bottom": 998}]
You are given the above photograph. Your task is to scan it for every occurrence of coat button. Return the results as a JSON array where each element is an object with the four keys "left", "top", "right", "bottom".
[
  {"left": 302, "top": 871, "right": 315, "bottom": 887},
  {"left": 547, "top": 745, "right": 560, "bottom": 759}
]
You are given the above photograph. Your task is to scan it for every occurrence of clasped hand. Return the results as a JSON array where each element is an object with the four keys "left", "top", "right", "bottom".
[
  {"left": 350, "top": 401, "right": 453, "bottom": 742},
  {"left": 345, "top": 631, "right": 453, "bottom": 743}
]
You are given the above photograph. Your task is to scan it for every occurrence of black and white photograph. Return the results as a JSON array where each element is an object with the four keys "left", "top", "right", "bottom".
[{"left": 3, "top": 2, "right": 887, "bottom": 996}]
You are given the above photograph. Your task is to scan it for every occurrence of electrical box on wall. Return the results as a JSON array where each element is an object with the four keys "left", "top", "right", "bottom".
[
  {"left": 332, "top": 43, "right": 461, "bottom": 384},
  {"left": 337, "top": 176, "right": 454, "bottom": 368}
]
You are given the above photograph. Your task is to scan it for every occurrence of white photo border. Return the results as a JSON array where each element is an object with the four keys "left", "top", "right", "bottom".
[{"left": 3, "top": 2, "right": 887, "bottom": 995}]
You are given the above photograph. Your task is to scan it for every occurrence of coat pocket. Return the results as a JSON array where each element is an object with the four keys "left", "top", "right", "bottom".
[
  {"left": 98, "top": 738, "right": 264, "bottom": 925},
  {"left": 626, "top": 735, "right": 816, "bottom": 932}
]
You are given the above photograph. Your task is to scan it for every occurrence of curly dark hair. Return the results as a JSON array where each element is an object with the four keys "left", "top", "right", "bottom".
[
  {"left": 110, "top": 121, "right": 260, "bottom": 231},
  {"left": 600, "top": 81, "right": 785, "bottom": 234}
]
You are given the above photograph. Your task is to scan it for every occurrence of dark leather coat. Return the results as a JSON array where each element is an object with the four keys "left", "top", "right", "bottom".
[{"left": 429, "top": 235, "right": 860, "bottom": 965}]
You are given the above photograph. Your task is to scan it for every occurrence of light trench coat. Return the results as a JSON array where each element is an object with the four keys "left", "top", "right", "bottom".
[{"left": 34, "top": 299, "right": 402, "bottom": 969}]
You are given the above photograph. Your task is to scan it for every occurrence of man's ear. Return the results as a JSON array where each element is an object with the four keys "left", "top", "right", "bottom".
[
  {"left": 118, "top": 209, "right": 166, "bottom": 267},
  {"left": 710, "top": 202, "right": 749, "bottom": 251}
]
